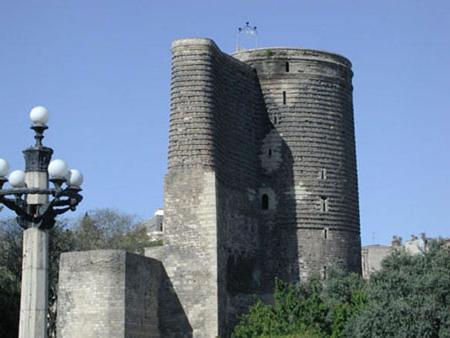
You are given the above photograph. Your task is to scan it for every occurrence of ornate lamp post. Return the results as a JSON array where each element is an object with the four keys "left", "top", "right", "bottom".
[{"left": 0, "top": 106, "right": 83, "bottom": 338}]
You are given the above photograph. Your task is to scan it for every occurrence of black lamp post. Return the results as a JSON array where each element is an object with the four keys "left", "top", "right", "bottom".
[{"left": 0, "top": 106, "right": 83, "bottom": 338}]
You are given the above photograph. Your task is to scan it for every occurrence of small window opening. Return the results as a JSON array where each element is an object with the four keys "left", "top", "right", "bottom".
[
  {"left": 320, "top": 168, "right": 327, "bottom": 180},
  {"left": 285, "top": 61, "right": 290, "bottom": 72},
  {"left": 324, "top": 228, "right": 328, "bottom": 239},
  {"left": 261, "top": 194, "right": 269, "bottom": 210},
  {"left": 268, "top": 149, "right": 272, "bottom": 157},
  {"left": 273, "top": 115, "right": 278, "bottom": 124},
  {"left": 282, "top": 91, "right": 286, "bottom": 105},
  {"left": 323, "top": 266, "right": 327, "bottom": 280},
  {"left": 320, "top": 197, "right": 328, "bottom": 212}
]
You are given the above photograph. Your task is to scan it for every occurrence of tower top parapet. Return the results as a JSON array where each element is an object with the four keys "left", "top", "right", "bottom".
[{"left": 233, "top": 47, "right": 352, "bottom": 68}]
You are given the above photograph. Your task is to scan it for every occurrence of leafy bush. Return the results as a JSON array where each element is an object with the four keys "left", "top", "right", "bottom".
[
  {"left": 346, "top": 241, "right": 450, "bottom": 337},
  {"left": 233, "top": 271, "right": 365, "bottom": 338},
  {"left": 233, "top": 241, "right": 450, "bottom": 338}
]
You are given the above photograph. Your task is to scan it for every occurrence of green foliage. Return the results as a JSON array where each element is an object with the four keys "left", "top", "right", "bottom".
[
  {"left": 73, "top": 209, "right": 153, "bottom": 254},
  {"left": 346, "top": 241, "right": 450, "bottom": 337},
  {"left": 0, "top": 219, "right": 22, "bottom": 336},
  {"left": 322, "top": 269, "right": 367, "bottom": 337},
  {"left": 233, "top": 241, "right": 450, "bottom": 338},
  {"left": 233, "top": 271, "right": 366, "bottom": 338},
  {"left": 0, "top": 266, "right": 20, "bottom": 337}
]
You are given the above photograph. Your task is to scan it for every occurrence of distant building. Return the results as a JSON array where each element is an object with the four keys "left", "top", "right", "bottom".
[
  {"left": 361, "top": 244, "right": 392, "bottom": 280},
  {"left": 144, "top": 209, "right": 164, "bottom": 242},
  {"left": 361, "top": 233, "right": 441, "bottom": 279}
]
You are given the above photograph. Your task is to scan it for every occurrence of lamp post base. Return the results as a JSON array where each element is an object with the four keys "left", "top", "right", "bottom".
[{"left": 19, "top": 227, "right": 49, "bottom": 338}]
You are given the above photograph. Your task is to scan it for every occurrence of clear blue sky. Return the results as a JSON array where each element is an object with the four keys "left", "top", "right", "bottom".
[{"left": 0, "top": 1, "right": 449, "bottom": 245}]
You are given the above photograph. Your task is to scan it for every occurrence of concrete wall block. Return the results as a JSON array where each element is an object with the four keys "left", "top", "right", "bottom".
[{"left": 57, "top": 250, "right": 161, "bottom": 338}]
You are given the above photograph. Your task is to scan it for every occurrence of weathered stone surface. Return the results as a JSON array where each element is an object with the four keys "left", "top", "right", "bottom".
[
  {"left": 19, "top": 227, "right": 49, "bottom": 338},
  {"left": 361, "top": 245, "right": 392, "bottom": 280},
  {"left": 25, "top": 171, "right": 49, "bottom": 205},
  {"left": 56, "top": 250, "right": 161, "bottom": 338},
  {"left": 149, "top": 38, "right": 362, "bottom": 337}
]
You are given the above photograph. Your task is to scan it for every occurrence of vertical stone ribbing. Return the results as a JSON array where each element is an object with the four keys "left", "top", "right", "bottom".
[
  {"left": 169, "top": 39, "right": 217, "bottom": 169},
  {"left": 151, "top": 39, "right": 222, "bottom": 338}
]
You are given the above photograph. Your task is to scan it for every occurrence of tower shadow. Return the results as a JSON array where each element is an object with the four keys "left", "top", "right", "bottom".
[{"left": 157, "top": 263, "right": 193, "bottom": 337}]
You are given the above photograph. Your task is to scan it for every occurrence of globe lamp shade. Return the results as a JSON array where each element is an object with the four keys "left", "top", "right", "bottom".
[
  {"left": 0, "top": 159, "right": 9, "bottom": 177},
  {"left": 9, "top": 170, "right": 26, "bottom": 188},
  {"left": 48, "top": 159, "right": 69, "bottom": 179},
  {"left": 68, "top": 169, "right": 83, "bottom": 187},
  {"left": 30, "top": 106, "right": 49, "bottom": 125}
]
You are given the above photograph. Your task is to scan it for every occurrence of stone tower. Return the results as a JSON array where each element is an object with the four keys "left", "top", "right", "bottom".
[{"left": 146, "top": 38, "right": 361, "bottom": 337}]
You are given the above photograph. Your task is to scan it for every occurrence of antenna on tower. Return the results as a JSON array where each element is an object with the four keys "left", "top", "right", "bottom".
[{"left": 236, "top": 22, "right": 258, "bottom": 52}]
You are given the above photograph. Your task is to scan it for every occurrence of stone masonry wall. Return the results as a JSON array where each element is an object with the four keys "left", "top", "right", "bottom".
[
  {"left": 148, "top": 38, "right": 269, "bottom": 337},
  {"left": 234, "top": 49, "right": 361, "bottom": 279},
  {"left": 148, "top": 39, "right": 361, "bottom": 337},
  {"left": 57, "top": 250, "right": 161, "bottom": 338}
]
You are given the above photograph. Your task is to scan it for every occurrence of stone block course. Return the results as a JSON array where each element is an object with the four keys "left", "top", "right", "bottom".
[{"left": 57, "top": 250, "right": 161, "bottom": 338}]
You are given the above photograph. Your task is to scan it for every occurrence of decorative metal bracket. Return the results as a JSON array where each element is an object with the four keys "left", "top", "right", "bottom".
[
  {"left": 0, "top": 116, "right": 83, "bottom": 230},
  {"left": 0, "top": 178, "right": 83, "bottom": 229}
]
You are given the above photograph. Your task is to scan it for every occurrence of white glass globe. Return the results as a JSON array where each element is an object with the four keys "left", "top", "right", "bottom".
[
  {"left": 30, "top": 106, "right": 49, "bottom": 125},
  {"left": 48, "top": 159, "right": 69, "bottom": 179},
  {"left": 0, "top": 159, "right": 9, "bottom": 177},
  {"left": 68, "top": 169, "right": 83, "bottom": 186},
  {"left": 9, "top": 170, "right": 26, "bottom": 188},
  {"left": 65, "top": 169, "right": 72, "bottom": 182}
]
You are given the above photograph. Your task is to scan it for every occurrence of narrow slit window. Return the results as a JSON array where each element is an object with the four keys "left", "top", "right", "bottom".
[
  {"left": 273, "top": 115, "right": 278, "bottom": 124},
  {"left": 320, "top": 168, "right": 327, "bottom": 180},
  {"left": 324, "top": 228, "right": 328, "bottom": 239},
  {"left": 268, "top": 149, "right": 272, "bottom": 157},
  {"left": 283, "top": 91, "right": 286, "bottom": 105},
  {"left": 261, "top": 194, "right": 269, "bottom": 210},
  {"left": 320, "top": 197, "right": 329, "bottom": 212},
  {"left": 323, "top": 266, "right": 327, "bottom": 280},
  {"left": 285, "top": 61, "right": 290, "bottom": 72}
]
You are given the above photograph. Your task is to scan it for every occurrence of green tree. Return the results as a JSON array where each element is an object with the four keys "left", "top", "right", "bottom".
[
  {"left": 346, "top": 241, "right": 450, "bottom": 337},
  {"left": 0, "top": 218, "right": 22, "bottom": 336},
  {"left": 0, "top": 208, "right": 157, "bottom": 338},
  {"left": 72, "top": 208, "right": 155, "bottom": 254},
  {"left": 232, "top": 271, "right": 366, "bottom": 338}
]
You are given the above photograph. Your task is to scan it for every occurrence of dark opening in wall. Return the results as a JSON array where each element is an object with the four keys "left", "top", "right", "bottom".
[
  {"left": 323, "top": 266, "right": 327, "bottom": 280},
  {"left": 268, "top": 149, "right": 272, "bottom": 157},
  {"left": 283, "top": 91, "right": 286, "bottom": 105},
  {"left": 324, "top": 228, "right": 328, "bottom": 239},
  {"left": 261, "top": 194, "right": 269, "bottom": 210},
  {"left": 320, "top": 168, "right": 327, "bottom": 180},
  {"left": 320, "top": 196, "right": 328, "bottom": 212},
  {"left": 273, "top": 115, "right": 278, "bottom": 124},
  {"left": 285, "top": 61, "right": 290, "bottom": 72}
]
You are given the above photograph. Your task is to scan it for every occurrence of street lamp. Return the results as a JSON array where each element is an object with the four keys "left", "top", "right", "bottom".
[{"left": 0, "top": 106, "right": 83, "bottom": 338}]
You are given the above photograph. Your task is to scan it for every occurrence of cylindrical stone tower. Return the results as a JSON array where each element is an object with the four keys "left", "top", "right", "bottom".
[
  {"left": 234, "top": 48, "right": 361, "bottom": 280},
  {"left": 149, "top": 40, "right": 362, "bottom": 337}
]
